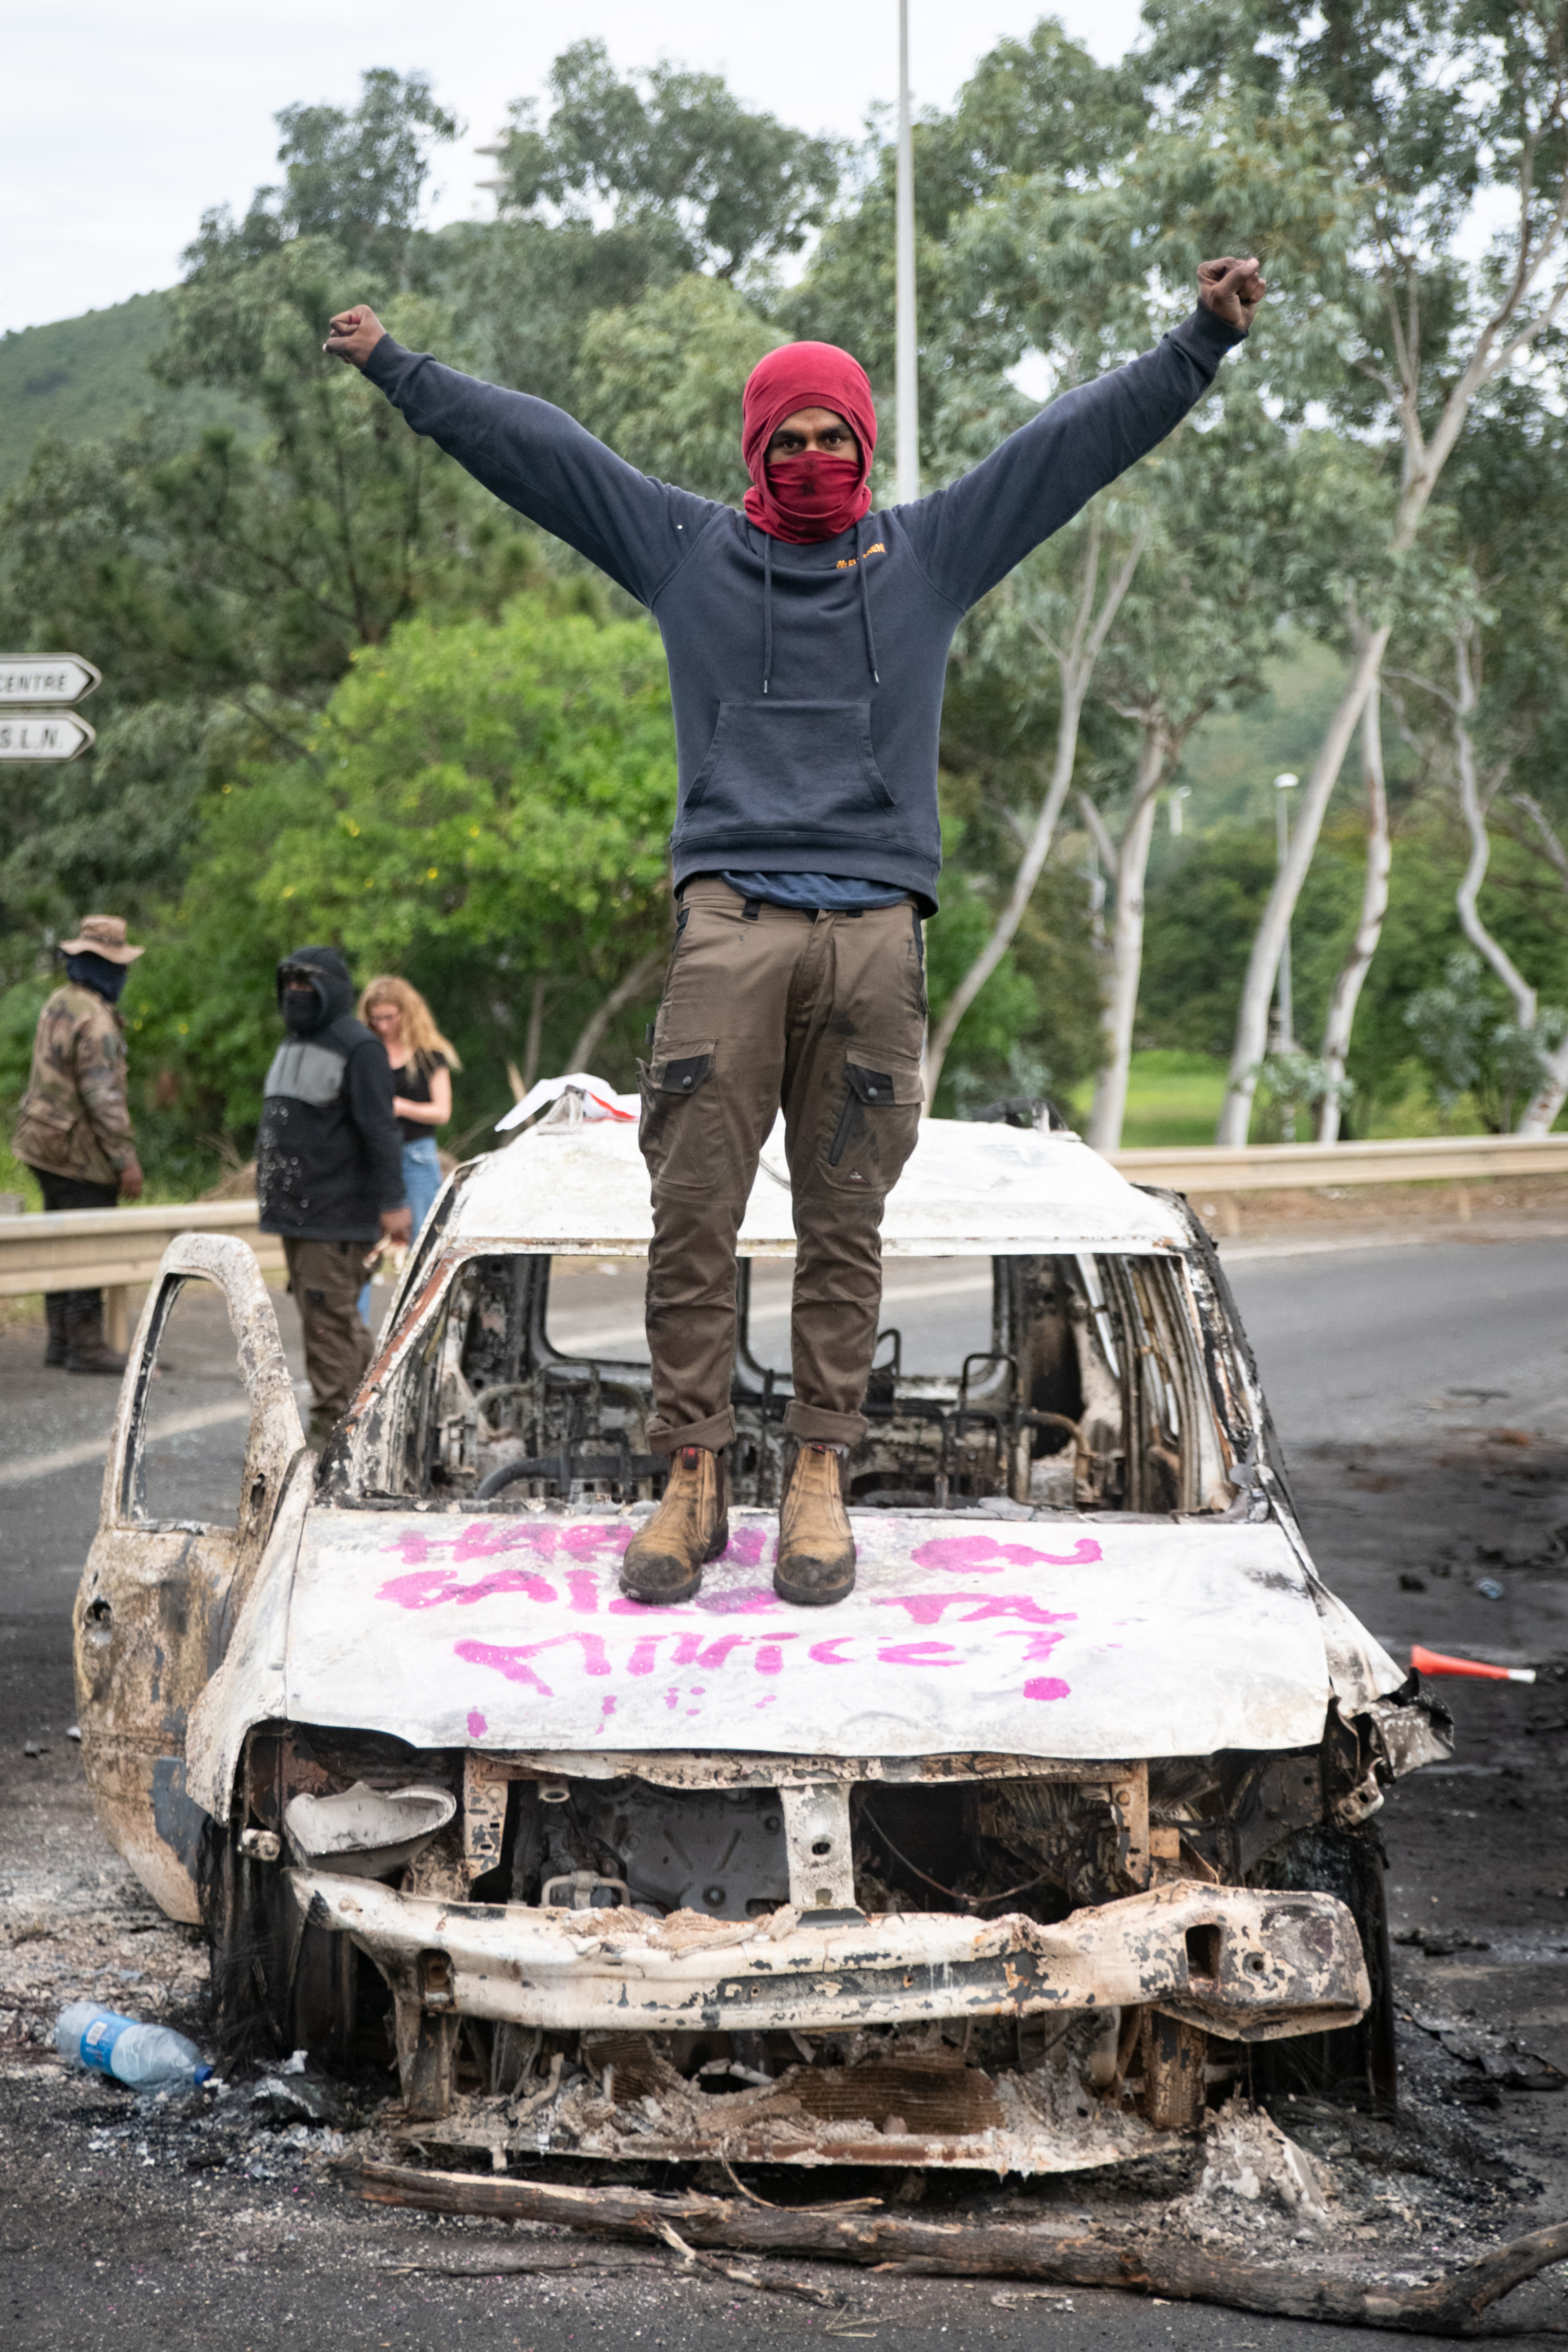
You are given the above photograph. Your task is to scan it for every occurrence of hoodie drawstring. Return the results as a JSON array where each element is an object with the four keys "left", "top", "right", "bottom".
[
  {"left": 759, "top": 525, "right": 879, "bottom": 694},
  {"left": 761, "top": 533, "right": 774, "bottom": 696},
  {"left": 856, "top": 525, "right": 880, "bottom": 684}
]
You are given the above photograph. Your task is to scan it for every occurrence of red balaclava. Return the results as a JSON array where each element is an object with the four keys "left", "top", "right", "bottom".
[{"left": 741, "top": 341, "right": 877, "bottom": 544}]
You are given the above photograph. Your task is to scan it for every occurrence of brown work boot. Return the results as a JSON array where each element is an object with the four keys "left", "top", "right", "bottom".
[
  {"left": 63, "top": 1299, "right": 127, "bottom": 1377},
  {"left": 775, "top": 1443, "right": 856, "bottom": 1606},
  {"left": 621, "top": 1446, "right": 728, "bottom": 1605}
]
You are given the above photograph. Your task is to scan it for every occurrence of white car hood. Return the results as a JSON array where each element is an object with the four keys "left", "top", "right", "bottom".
[{"left": 188, "top": 1508, "right": 1403, "bottom": 1807}]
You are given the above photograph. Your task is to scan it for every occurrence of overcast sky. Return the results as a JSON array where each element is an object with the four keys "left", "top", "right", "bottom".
[{"left": 5, "top": 0, "right": 1144, "bottom": 336}]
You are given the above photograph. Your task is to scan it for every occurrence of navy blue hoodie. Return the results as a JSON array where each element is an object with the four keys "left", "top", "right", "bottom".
[{"left": 364, "top": 305, "right": 1243, "bottom": 914}]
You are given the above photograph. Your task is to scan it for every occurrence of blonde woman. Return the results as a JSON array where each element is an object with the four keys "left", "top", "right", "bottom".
[{"left": 356, "top": 978, "right": 460, "bottom": 1298}]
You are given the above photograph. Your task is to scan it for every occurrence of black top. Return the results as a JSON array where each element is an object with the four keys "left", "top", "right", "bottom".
[
  {"left": 393, "top": 1050, "right": 447, "bottom": 1144},
  {"left": 257, "top": 946, "right": 406, "bottom": 1241}
]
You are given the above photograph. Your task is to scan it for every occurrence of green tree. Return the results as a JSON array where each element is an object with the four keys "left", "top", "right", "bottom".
[
  {"left": 786, "top": 19, "right": 1141, "bottom": 404},
  {"left": 488, "top": 40, "right": 839, "bottom": 288},
  {"left": 184, "top": 68, "right": 459, "bottom": 280},
  {"left": 431, "top": 217, "right": 691, "bottom": 417},
  {"left": 1137, "top": 0, "right": 1568, "bottom": 1140},
  {"left": 0, "top": 280, "right": 540, "bottom": 944},
  {"left": 133, "top": 589, "right": 678, "bottom": 1165},
  {"left": 575, "top": 275, "right": 783, "bottom": 502}
]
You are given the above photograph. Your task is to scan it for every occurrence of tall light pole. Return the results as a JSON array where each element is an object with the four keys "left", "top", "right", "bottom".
[
  {"left": 1272, "top": 772, "right": 1298, "bottom": 1055},
  {"left": 895, "top": 0, "right": 919, "bottom": 504}
]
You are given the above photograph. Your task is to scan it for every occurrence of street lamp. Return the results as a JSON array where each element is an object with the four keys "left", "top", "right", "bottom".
[
  {"left": 1272, "top": 772, "right": 1298, "bottom": 1055},
  {"left": 895, "top": 0, "right": 919, "bottom": 504}
]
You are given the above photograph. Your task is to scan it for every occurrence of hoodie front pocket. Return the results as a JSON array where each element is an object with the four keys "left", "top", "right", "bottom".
[{"left": 682, "top": 701, "right": 898, "bottom": 841}]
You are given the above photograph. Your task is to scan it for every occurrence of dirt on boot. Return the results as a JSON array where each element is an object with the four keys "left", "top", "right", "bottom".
[
  {"left": 775, "top": 1441, "right": 856, "bottom": 1605},
  {"left": 620, "top": 1445, "right": 729, "bottom": 1604}
]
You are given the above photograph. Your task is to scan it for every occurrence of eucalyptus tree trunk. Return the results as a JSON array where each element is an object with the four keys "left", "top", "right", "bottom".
[
  {"left": 512, "top": 975, "right": 550, "bottom": 1099},
  {"left": 1085, "top": 726, "right": 1169, "bottom": 1152},
  {"left": 1449, "top": 627, "right": 1531, "bottom": 1026},
  {"left": 1218, "top": 125, "right": 1568, "bottom": 1147},
  {"left": 923, "top": 514, "right": 1149, "bottom": 1111},
  {"left": 1216, "top": 623, "right": 1389, "bottom": 1144},
  {"left": 566, "top": 950, "right": 665, "bottom": 1075},
  {"left": 1315, "top": 677, "right": 1391, "bottom": 1142},
  {"left": 1508, "top": 793, "right": 1568, "bottom": 1135}
]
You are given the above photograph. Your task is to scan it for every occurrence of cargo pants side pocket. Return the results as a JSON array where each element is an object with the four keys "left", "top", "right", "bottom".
[
  {"left": 818, "top": 1053, "right": 925, "bottom": 1197},
  {"left": 638, "top": 1043, "right": 719, "bottom": 1197}
]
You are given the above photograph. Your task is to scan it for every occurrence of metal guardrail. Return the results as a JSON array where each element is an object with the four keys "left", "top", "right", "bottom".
[
  {"left": 3, "top": 1132, "right": 1565, "bottom": 1347},
  {"left": 0, "top": 1200, "right": 283, "bottom": 1351},
  {"left": 1109, "top": 1131, "right": 1568, "bottom": 1192}
]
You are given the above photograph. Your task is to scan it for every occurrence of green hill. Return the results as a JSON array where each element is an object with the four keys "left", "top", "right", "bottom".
[{"left": 0, "top": 292, "right": 256, "bottom": 499}]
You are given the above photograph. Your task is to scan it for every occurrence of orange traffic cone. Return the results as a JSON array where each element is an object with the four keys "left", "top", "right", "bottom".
[{"left": 1412, "top": 1643, "right": 1535, "bottom": 1685}]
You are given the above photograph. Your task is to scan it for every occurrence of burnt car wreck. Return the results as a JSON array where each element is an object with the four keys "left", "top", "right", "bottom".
[{"left": 74, "top": 1095, "right": 1451, "bottom": 2172}]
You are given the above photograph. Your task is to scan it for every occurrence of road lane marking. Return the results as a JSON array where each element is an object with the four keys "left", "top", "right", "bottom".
[
  {"left": 550, "top": 1268, "right": 990, "bottom": 1354},
  {"left": 0, "top": 1272, "right": 995, "bottom": 1483},
  {"left": 0, "top": 1397, "right": 252, "bottom": 1489}
]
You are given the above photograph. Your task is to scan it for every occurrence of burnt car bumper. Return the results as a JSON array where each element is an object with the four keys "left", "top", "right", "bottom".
[
  {"left": 293, "top": 1869, "right": 1368, "bottom": 2040},
  {"left": 293, "top": 1870, "right": 1370, "bottom": 2168}
]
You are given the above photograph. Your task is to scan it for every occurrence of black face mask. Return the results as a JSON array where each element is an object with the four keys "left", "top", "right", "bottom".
[
  {"left": 65, "top": 951, "right": 128, "bottom": 1005},
  {"left": 281, "top": 986, "right": 320, "bottom": 1033}
]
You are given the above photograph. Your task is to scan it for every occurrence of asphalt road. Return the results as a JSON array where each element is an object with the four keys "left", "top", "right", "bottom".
[
  {"left": 2, "top": 1235, "right": 1567, "bottom": 2349},
  {"left": 1225, "top": 1236, "right": 1568, "bottom": 1451}
]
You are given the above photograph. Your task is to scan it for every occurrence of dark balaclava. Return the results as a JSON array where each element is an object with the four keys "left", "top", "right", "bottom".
[
  {"left": 276, "top": 945, "right": 353, "bottom": 1036},
  {"left": 65, "top": 950, "right": 129, "bottom": 1006}
]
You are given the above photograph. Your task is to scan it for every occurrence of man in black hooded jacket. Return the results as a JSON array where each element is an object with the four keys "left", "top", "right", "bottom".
[{"left": 257, "top": 946, "right": 410, "bottom": 1443}]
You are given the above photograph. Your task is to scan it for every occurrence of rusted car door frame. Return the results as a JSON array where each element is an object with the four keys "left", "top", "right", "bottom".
[{"left": 74, "top": 1234, "right": 306, "bottom": 1922}]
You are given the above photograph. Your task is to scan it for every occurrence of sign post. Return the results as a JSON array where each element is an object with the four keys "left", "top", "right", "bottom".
[{"left": 0, "top": 653, "right": 100, "bottom": 761}]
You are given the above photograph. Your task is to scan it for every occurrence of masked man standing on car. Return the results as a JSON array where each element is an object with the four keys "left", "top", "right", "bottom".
[
  {"left": 257, "top": 947, "right": 411, "bottom": 1449},
  {"left": 14, "top": 913, "right": 146, "bottom": 1374},
  {"left": 324, "top": 255, "right": 1265, "bottom": 1606}
]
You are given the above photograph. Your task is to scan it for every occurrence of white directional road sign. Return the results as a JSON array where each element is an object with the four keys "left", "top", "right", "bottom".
[
  {"left": 0, "top": 654, "right": 101, "bottom": 706},
  {"left": 0, "top": 714, "right": 96, "bottom": 761}
]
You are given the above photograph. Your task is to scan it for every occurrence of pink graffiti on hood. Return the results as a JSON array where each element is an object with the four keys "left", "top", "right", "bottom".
[
  {"left": 455, "top": 1630, "right": 613, "bottom": 1696},
  {"left": 910, "top": 1534, "right": 1102, "bottom": 1574},
  {"left": 378, "top": 1564, "right": 560, "bottom": 1611},
  {"left": 380, "top": 1519, "right": 631, "bottom": 1570},
  {"left": 878, "top": 1591, "right": 1078, "bottom": 1629},
  {"left": 379, "top": 1564, "right": 558, "bottom": 1610}
]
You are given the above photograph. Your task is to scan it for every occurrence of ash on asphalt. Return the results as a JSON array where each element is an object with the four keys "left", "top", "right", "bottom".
[{"left": 2, "top": 1273, "right": 1568, "bottom": 2348}]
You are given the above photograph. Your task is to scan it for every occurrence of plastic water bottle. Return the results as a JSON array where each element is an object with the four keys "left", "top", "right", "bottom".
[{"left": 56, "top": 2002, "right": 214, "bottom": 2091}]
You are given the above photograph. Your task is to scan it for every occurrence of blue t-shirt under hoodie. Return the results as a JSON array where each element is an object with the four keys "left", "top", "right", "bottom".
[{"left": 363, "top": 306, "right": 1243, "bottom": 916}]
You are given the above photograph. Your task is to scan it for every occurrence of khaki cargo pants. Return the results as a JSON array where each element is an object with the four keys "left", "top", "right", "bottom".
[
  {"left": 639, "top": 878, "right": 927, "bottom": 1455},
  {"left": 282, "top": 1235, "right": 374, "bottom": 1423}
]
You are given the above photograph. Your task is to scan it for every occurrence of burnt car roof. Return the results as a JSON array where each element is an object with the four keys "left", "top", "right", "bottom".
[{"left": 444, "top": 1108, "right": 1190, "bottom": 1259}]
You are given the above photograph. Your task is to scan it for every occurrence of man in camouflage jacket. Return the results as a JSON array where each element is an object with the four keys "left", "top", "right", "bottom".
[{"left": 14, "top": 914, "right": 146, "bottom": 1373}]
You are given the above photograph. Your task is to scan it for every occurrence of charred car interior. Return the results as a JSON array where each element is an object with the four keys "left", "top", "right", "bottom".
[
  {"left": 74, "top": 1108, "right": 1453, "bottom": 2173},
  {"left": 342, "top": 1238, "right": 1235, "bottom": 1518}
]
